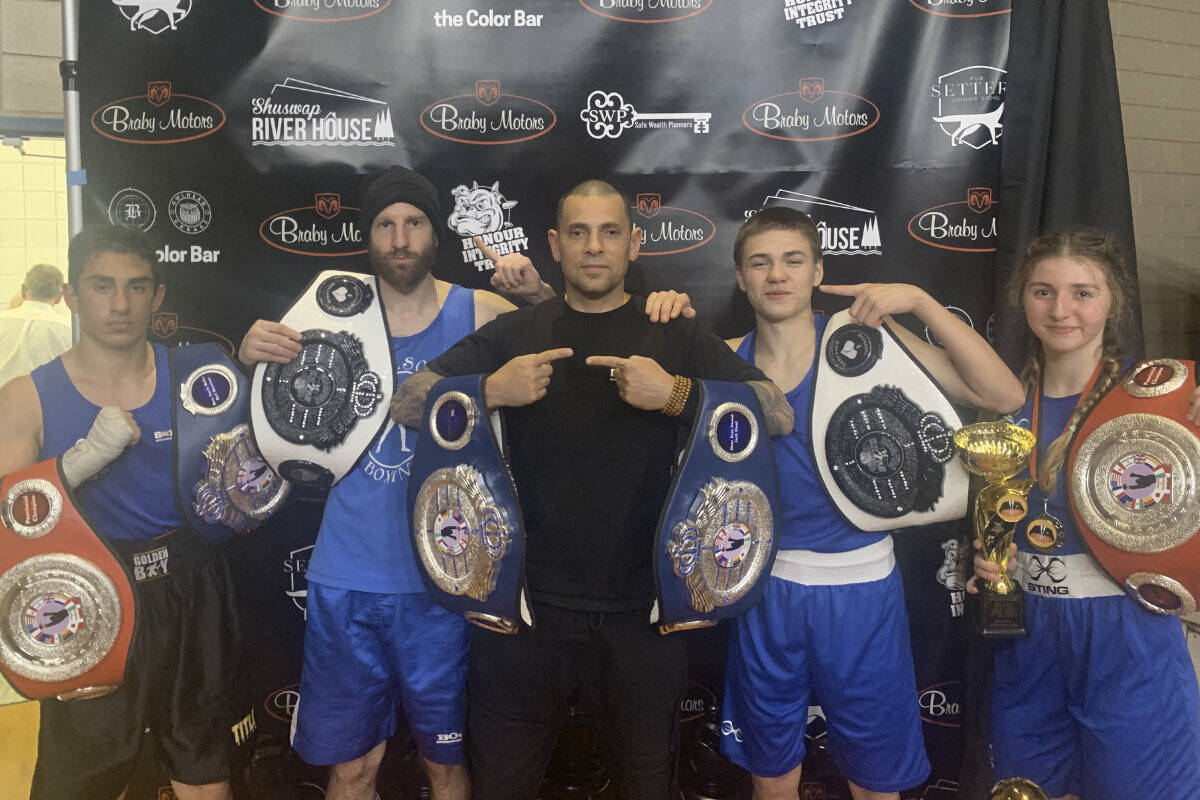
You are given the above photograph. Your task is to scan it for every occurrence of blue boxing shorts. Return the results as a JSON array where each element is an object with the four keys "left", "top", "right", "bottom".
[
  {"left": 291, "top": 583, "right": 469, "bottom": 766},
  {"left": 991, "top": 592, "right": 1200, "bottom": 800},
  {"left": 721, "top": 566, "right": 929, "bottom": 792}
]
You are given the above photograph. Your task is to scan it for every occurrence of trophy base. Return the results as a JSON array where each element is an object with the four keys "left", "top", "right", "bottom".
[{"left": 979, "top": 590, "right": 1027, "bottom": 638}]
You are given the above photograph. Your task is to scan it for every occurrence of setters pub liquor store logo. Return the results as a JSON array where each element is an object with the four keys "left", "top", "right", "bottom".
[
  {"left": 421, "top": 81, "right": 556, "bottom": 145},
  {"left": 92, "top": 82, "right": 224, "bottom": 144}
]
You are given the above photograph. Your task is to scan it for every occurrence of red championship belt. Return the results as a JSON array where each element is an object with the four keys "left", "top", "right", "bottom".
[
  {"left": 1068, "top": 359, "right": 1200, "bottom": 615},
  {"left": 0, "top": 458, "right": 136, "bottom": 700}
]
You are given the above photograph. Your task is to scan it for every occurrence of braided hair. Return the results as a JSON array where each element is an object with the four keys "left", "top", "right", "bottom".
[{"left": 1006, "top": 227, "right": 1137, "bottom": 496}]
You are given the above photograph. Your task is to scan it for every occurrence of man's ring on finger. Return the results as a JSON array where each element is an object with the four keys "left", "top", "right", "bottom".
[{"left": 609, "top": 367, "right": 618, "bottom": 382}]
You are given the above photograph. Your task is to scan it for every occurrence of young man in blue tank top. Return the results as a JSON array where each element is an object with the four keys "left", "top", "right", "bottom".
[
  {"left": 238, "top": 167, "right": 693, "bottom": 800},
  {"left": 719, "top": 207, "right": 1024, "bottom": 800},
  {"left": 0, "top": 225, "right": 246, "bottom": 800}
]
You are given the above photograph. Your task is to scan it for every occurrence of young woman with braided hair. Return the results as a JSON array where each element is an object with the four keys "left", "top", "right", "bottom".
[{"left": 969, "top": 227, "right": 1200, "bottom": 800}]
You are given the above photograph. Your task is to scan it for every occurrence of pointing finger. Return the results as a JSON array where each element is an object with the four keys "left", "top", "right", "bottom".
[
  {"left": 473, "top": 235, "right": 502, "bottom": 264},
  {"left": 535, "top": 348, "right": 574, "bottom": 363},
  {"left": 585, "top": 355, "right": 629, "bottom": 369},
  {"left": 816, "top": 284, "right": 861, "bottom": 296}
]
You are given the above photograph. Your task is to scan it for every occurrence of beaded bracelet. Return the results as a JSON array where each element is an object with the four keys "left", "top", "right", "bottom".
[{"left": 661, "top": 375, "right": 692, "bottom": 417}]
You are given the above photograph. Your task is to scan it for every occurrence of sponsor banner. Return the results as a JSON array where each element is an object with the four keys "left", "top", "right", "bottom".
[
  {"left": 109, "top": 187, "right": 156, "bottom": 231},
  {"left": 254, "top": 0, "right": 392, "bottom": 23},
  {"left": 630, "top": 193, "right": 715, "bottom": 256},
  {"left": 111, "top": 0, "right": 192, "bottom": 34},
  {"left": 251, "top": 78, "right": 395, "bottom": 147},
  {"left": 433, "top": 7, "right": 545, "bottom": 27},
  {"left": 931, "top": 65, "right": 1007, "bottom": 150},
  {"left": 908, "top": 0, "right": 1010, "bottom": 19},
  {"left": 748, "top": 189, "right": 882, "bottom": 256},
  {"left": 919, "top": 680, "right": 962, "bottom": 728},
  {"left": 678, "top": 680, "right": 718, "bottom": 723},
  {"left": 447, "top": 180, "right": 530, "bottom": 271},
  {"left": 283, "top": 544, "right": 313, "bottom": 619},
  {"left": 264, "top": 683, "right": 300, "bottom": 723},
  {"left": 260, "top": 193, "right": 366, "bottom": 257},
  {"left": 150, "top": 312, "right": 236, "bottom": 353},
  {"left": 168, "top": 190, "right": 212, "bottom": 235},
  {"left": 935, "top": 538, "right": 968, "bottom": 618},
  {"left": 908, "top": 187, "right": 999, "bottom": 252},
  {"left": 421, "top": 81, "right": 555, "bottom": 145},
  {"left": 744, "top": 78, "right": 878, "bottom": 142},
  {"left": 578, "top": 0, "right": 712, "bottom": 24},
  {"left": 92, "top": 82, "right": 225, "bottom": 144}
]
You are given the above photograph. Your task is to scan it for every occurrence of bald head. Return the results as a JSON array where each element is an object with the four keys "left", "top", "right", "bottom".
[{"left": 556, "top": 180, "right": 631, "bottom": 230}]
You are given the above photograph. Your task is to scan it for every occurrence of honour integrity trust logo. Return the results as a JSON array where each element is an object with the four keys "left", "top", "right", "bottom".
[
  {"left": 111, "top": 0, "right": 191, "bottom": 34},
  {"left": 92, "top": 82, "right": 225, "bottom": 144},
  {"left": 631, "top": 193, "right": 715, "bottom": 256},
  {"left": 580, "top": 90, "right": 710, "bottom": 139},
  {"left": 782, "top": 0, "right": 857, "bottom": 28},
  {"left": 446, "top": 180, "right": 530, "bottom": 272},
  {"left": 908, "top": 187, "right": 998, "bottom": 252},
  {"left": 252, "top": 78, "right": 395, "bottom": 147},
  {"left": 578, "top": 0, "right": 711, "bottom": 23},
  {"left": 931, "top": 65, "right": 1006, "bottom": 149},
  {"left": 254, "top": 0, "right": 391, "bottom": 22},
  {"left": 744, "top": 78, "right": 879, "bottom": 142},
  {"left": 260, "top": 193, "right": 366, "bottom": 257},
  {"left": 421, "top": 81, "right": 555, "bottom": 145},
  {"left": 747, "top": 190, "right": 882, "bottom": 256},
  {"left": 909, "top": 0, "right": 1010, "bottom": 19}
]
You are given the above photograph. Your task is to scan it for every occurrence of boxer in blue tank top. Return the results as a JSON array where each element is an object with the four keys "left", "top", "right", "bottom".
[
  {"left": 720, "top": 207, "right": 1024, "bottom": 800},
  {"left": 0, "top": 225, "right": 247, "bottom": 800},
  {"left": 970, "top": 227, "right": 1200, "bottom": 800},
  {"left": 239, "top": 166, "right": 700, "bottom": 800}
]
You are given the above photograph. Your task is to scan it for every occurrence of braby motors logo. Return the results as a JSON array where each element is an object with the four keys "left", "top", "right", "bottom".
[
  {"left": 631, "top": 193, "right": 715, "bottom": 256},
  {"left": 744, "top": 78, "right": 878, "bottom": 142},
  {"left": 919, "top": 680, "right": 962, "bottom": 728},
  {"left": 264, "top": 683, "right": 300, "bottom": 723},
  {"left": 578, "top": 0, "right": 711, "bottom": 23},
  {"left": 447, "top": 180, "right": 530, "bottom": 272},
  {"left": 908, "top": 0, "right": 1010, "bottom": 18},
  {"left": 782, "top": 0, "right": 856, "bottom": 28},
  {"left": 421, "top": 81, "right": 555, "bottom": 145},
  {"left": 746, "top": 190, "right": 882, "bottom": 256},
  {"left": 931, "top": 65, "right": 1006, "bottom": 149},
  {"left": 260, "top": 193, "right": 366, "bottom": 257},
  {"left": 907, "top": 187, "right": 998, "bottom": 252},
  {"left": 580, "top": 90, "right": 710, "bottom": 139},
  {"left": 112, "top": 0, "right": 191, "bottom": 34},
  {"left": 251, "top": 78, "right": 395, "bottom": 147},
  {"left": 92, "top": 82, "right": 225, "bottom": 144},
  {"left": 254, "top": 0, "right": 391, "bottom": 22},
  {"left": 150, "top": 312, "right": 236, "bottom": 354}
]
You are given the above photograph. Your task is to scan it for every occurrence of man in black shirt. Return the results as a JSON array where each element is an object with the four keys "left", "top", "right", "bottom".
[{"left": 391, "top": 180, "right": 793, "bottom": 800}]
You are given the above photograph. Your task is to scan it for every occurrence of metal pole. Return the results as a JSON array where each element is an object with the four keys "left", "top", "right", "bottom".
[{"left": 60, "top": 0, "right": 81, "bottom": 340}]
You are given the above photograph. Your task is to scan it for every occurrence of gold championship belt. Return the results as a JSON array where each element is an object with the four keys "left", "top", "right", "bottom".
[
  {"left": 955, "top": 422, "right": 1036, "bottom": 637},
  {"left": 1068, "top": 359, "right": 1200, "bottom": 615},
  {"left": 0, "top": 459, "right": 136, "bottom": 700}
]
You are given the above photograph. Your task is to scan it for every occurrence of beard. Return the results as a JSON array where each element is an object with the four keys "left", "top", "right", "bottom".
[{"left": 369, "top": 240, "right": 436, "bottom": 294}]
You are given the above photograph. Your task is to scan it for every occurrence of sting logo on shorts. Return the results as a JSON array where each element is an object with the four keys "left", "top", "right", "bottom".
[{"left": 1109, "top": 453, "right": 1171, "bottom": 510}]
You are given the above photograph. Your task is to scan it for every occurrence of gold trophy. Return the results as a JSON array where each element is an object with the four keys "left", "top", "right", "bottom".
[
  {"left": 954, "top": 422, "right": 1036, "bottom": 637},
  {"left": 991, "top": 777, "right": 1051, "bottom": 800}
]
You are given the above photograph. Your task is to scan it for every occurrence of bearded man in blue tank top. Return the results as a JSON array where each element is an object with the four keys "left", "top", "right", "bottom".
[
  {"left": 238, "top": 167, "right": 694, "bottom": 800},
  {"left": 0, "top": 225, "right": 248, "bottom": 800},
  {"left": 719, "top": 207, "right": 1025, "bottom": 800}
]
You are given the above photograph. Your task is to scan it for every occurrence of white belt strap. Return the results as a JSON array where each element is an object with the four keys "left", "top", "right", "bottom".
[{"left": 772, "top": 536, "right": 895, "bottom": 586}]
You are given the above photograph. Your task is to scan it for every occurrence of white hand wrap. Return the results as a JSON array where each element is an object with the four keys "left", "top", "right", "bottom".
[{"left": 61, "top": 406, "right": 136, "bottom": 488}]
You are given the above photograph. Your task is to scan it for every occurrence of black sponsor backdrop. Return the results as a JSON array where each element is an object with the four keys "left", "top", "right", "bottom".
[{"left": 73, "top": 2, "right": 1011, "bottom": 797}]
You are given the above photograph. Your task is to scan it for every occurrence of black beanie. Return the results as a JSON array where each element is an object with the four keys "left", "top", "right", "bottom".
[{"left": 358, "top": 165, "right": 442, "bottom": 234}]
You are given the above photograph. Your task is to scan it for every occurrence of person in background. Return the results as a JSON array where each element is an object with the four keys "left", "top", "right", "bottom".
[{"left": 0, "top": 263, "right": 71, "bottom": 388}]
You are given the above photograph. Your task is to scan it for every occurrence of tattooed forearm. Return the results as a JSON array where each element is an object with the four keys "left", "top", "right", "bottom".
[
  {"left": 749, "top": 380, "right": 795, "bottom": 436},
  {"left": 390, "top": 368, "right": 443, "bottom": 428}
]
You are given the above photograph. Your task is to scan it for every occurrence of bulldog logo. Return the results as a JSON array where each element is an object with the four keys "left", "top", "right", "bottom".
[
  {"left": 152, "top": 312, "right": 178, "bottom": 339},
  {"left": 314, "top": 193, "right": 341, "bottom": 220},
  {"left": 147, "top": 81, "right": 172, "bottom": 107},
  {"left": 967, "top": 187, "right": 993, "bottom": 214},
  {"left": 799, "top": 78, "right": 824, "bottom": 104},
  {"left": 636, "top": 193, "right": 662, "bottom": 219},
  {"left": 476, "top": 80, "right": 501, "bottom": 107}
]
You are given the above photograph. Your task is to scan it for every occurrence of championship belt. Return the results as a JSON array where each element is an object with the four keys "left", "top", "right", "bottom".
[
  {"left": 172, "top": 343, "right": 289, "bottom": 542},
  {"left": 1068, "top": 358, "right": 1200, "bottom": 615},
  {"left": 251, "top": 270, "right": 393, "bottom": 489},
  {"left": 0, "top": 459, "right": 135, "bottom": 700},
  {"left": 409, "top": 375, "right": 529, "bottom": 634},
  {"left": 654, "top": 381, "right": 780, "bottom": 634},
  {"left": 811, "top": 310, "right": 968, "bottom": 531}
]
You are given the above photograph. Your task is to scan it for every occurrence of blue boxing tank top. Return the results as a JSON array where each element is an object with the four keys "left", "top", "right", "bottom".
[
  {"left": 31, "top": 344, "right": 181, "bottom": 541},
  {"left": 737, "top": 313, "right": 889, "bottom": 553},
  {"left": 307, "top": 284, "right": 477, "bottom": 594}
]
